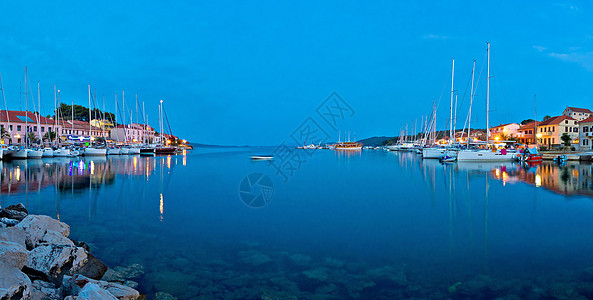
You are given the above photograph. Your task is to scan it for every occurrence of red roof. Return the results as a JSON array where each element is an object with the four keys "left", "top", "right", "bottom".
[
  {"left": 59, "top": 120, "right": 102, "bottom": 131},
  {"left": 490, "top": 123, "right": 518, "bottom": 129},
  {"left": 0, "top": 110, "right": 55, "bottom": 125},
  {"left": 578, "top": 116, "right": 593, "bottom": 124},
  {"left": 566, "top": 107, "right": 593, "bottom": 114},
  {"left": 518, "top": 121, "right": 538, "bottom": 130},
  {"left": 538, "top": 115, "right": 575, "bottom": 126}
]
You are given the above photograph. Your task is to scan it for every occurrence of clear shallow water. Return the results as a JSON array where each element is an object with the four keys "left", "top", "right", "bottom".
[{"left": 3, "top": 149, "right": 593, "bottom": 299}]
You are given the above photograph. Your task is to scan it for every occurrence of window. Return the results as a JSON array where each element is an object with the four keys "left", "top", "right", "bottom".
[
  {"left": 48, "top": 127, "right": 52, "bottom": 132},
  {"left": 575, "top": 128, "right": 579, "bottom": 133},
  {"left": 552, "top": 138, "right": 555, "bottom": 144},
  {"left": 9, "top": 125, "right": 12, "bottom": 131},
  {"left": 553, "top": 127, "right": 555, "bottom": 132},
  {"left": 585, "top": 127, "right": 589, "bottom": 133},
  {"left": 34, "top": 126, "right": 37, "bottom": 132},
  {"left": 17, "top": 125, "right": 21, "bottom": 131},
  {"left": 565, "top": 127, "right": 568, "bottom": 132},
  {"left": 41, "top": 127, "right": 44, "bottom": 132}
]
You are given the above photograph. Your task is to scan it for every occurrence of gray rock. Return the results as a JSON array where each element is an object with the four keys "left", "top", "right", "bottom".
[
  {"left": 289, "top": 253, "right": 312, "bottom": 267},
  {"left": 238, "top": 250, "right": 272, "bottom": 266},
  {"left": 31, "top": 280, "right": 62, "bottom": 300},
  {"left": 16, "top": 215, "right": 71, "bottom": 249},
  {"left": 155, "top": 292, "right": 177, "bottom": 300},
  {"left": 0, "top": 261, "right": 32, "bottom": 299},
  {"left": 76, "top": 282, "right": 118, "bottom": 299},
  {"left": 0, "top": 240, "right": 29, "bottom": 269},
  {"left": 0, "top": 203, "right": 28, "bottom": 221},
  {"left": 76, "top": 253, "right": 107, "bottom": 280},
  {"left": 0, "top": 217, "right": 19, "bottom": 226},
  {"left": 123, "top": 280, "right": 138, "bottom": 289},
  {"left": 27, "top": 245, "right": 88, "bottom": 284},
  {"left": 102, "top": 264, "right": 144, "bottom": 283},
  {"left": 303, "top": 267, "right": 330, "bottom": 281},
  {"left": 366, "top": 265, "right": 408, "bottom": 286},
  {"left": 0, "top": 226, "right": 26, "bottom": 248},
  {"left": 63, "top": 274, "right": 140, "bottom": 300}
]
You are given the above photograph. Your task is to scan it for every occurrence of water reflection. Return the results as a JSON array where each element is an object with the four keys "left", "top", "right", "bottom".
[{"left": 0, "top": 156, "right": 160, "bottom": 195}]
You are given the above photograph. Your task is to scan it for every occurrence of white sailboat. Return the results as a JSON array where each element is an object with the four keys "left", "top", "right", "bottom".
[
  {"left": 83, "top": 85, "right": 106, "bottom": 156},
  {"left": 457, "top": 43, "right": 517, "bottom": 162}
]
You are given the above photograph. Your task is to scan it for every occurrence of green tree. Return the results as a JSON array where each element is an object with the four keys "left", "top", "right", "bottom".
[
  {"left": 543, "top": 115, "right": 552, "bottom": 121},
  {"left": 27, "top": 132, "right": 39, "bottom": 144},
  {"left": 520, "top": 119, "right": 534, "bottom": 125},
  {"left": 1, "top": 127, "right": 9, "bottom": 142},
  {"left": 43, "top": 131, "right": 57, "bottom": 142},
  {"left": 561, "top": 133, "right": 572, "bottom": 150}
]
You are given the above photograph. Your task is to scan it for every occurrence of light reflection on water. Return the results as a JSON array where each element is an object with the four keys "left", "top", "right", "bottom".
[{"left": 2, "top": 149, "right": 593, "bottom": 299}]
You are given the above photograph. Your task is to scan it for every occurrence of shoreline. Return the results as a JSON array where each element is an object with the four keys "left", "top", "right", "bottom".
[{"left": 0, "top": 203, "right": 143, "bottom": 299}]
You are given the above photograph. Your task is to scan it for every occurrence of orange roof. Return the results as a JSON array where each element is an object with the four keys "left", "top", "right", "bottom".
[
  {"left": 538, "top": 115, "right": 575, "bottom": 126},
  {"left": 566, "top": 107, "right": 593, "bottom": 114},
  {"left": 518, "top": 121, "right": 538, "bottom": 130}
]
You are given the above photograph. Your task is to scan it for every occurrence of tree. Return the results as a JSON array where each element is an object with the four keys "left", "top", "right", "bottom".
[
  {"left": 561, "top": 133, "right": 572, "bottom": 150},
  {"left": 27, "top": 132, "right": 39, "bottom": 144},
  {"left": 43, "top": 131, "right": 57, "bottom": 142},
  {"left": 1, "top": 127, "right": 9, "bottom": 142},
  {"left": 543, "top": 115, "right": 552, "bottom": 121},
  {"left": 521, "top": 119, "right": 534, "bottom": 125}
]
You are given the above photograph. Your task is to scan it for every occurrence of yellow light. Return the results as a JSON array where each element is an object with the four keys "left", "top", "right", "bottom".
[
  {"left": 535, "top": 174, "right": 542, "bottom": 187},
  {"left": 182, "top": 139, "right": 187, "bottom": 144},
  {"left": 90, "top": 161, "right": 94, "bottom": 175},
  {"left": 166, "top": 140, "right": 171, "bottom": 145},
  {"left": 536, "top": 133, "right": 542, "bottom": 138},
  {"left": 159, "top": 193, "right": 164, "bottom": 222},
  {"left": 15, "top": 134, "right": 20, "bottom": 139},
  {"left": 495, "top": 136, "right": 500, "bottom": 141}
]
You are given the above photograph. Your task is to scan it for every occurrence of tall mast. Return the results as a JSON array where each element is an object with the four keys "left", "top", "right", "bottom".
[
  {"left": 453, "top": 94, "right": 457, "bottom": 143},
  {"left": 486, "top": 42, "right": 491, "bottom": 144},
  {"left": 54, "top": 85, "right": 57, "bottom": 147},
  {"left": 88, "top": 85, "right": 91, "bottom": 141},
  {"left": 57, "top": 89, "right": 60, "bottom": 147},
  {"left": 534, "top": 94, "right": 538, "bottom": 146},
  {"left": 25, "top": 67, "right": 28, "bottom": 147},
  {"left": 467, "top": 60, "right": 476, "bottom": 147},
  {"left": 102, "top": 95, "right": 106, "bottom": 141},
  {"left": 136, "top": 94, "right": 138, "bottom": 143},
  {"left": 450, "top": 59, "right": 455, "bottom": 145},
  {"left": 0, "top": 73, "right": 11, "bottom": 144},
  {"left": 71, "top": 100, "right": 74, "bottom": 135},
  {"left": 37, "top": 81, "right": 42, "bottom": 143},
  {"left": 122, "top": 90, "right": 126, "bottom": 144}
]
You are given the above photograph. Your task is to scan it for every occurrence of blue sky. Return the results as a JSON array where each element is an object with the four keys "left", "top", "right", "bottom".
[{"left": 0, "top": 1, "right": 592, "bottom": 145}]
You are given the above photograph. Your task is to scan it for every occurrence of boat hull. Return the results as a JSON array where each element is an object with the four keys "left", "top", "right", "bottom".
[
  {"left": 28, "top": 149, "right": 44, "bottom": 158},
  {"left": 140, "top": 148, "right": 155, "bottom": 156},
  {"left": 10, "top": 149, "right": 28, "bottom": 159},
  {"left": 457, "top": 150, "right": 518, "bottom": 162},
  {"left": 42, "top": 149, "right": 54, "bottom": 157},
  {"left": 155, "top": 147, "right": 176, "bottom": 155},
  {"left": 107, "top": 148, "right": 121, "bottom": 155},
  {"left": 83, "top": 148, "right": 107, "bottom": 156}
]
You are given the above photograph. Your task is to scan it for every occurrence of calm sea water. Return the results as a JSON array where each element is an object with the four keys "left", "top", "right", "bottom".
[{"left": 3, "top": 148, "right": 593, "bottom": 299}]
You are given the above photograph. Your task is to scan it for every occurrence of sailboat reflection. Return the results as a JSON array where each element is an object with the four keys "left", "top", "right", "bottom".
[{"left": 0, "top": 157, "right": 158, "bottom": 195}]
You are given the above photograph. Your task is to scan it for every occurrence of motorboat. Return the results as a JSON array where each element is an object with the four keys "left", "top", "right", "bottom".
[
  {"left": 120, "top": 147, "right": 130, "bottom": 155},
  {"left": 129, "top": 147, "right": 140, "bottom": 155},
  {"left": 140, "top": 147, "right": 155, "bottom": 156},
  {"left": 53, "top": 147, "right": 72, "bottom": 157},
  {"left": 155, "top": 146, "right": 176, "bottom": 155},
  {"left": 251, "top": 155, "right": 274, "bottom": 160},
  {"left": 8, "top": 146, "right": 28, "bottom": 159}
]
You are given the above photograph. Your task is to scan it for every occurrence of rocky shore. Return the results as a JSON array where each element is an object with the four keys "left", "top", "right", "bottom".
[{"left": 0, "top": 203, "right": 141, "bottom": 299}]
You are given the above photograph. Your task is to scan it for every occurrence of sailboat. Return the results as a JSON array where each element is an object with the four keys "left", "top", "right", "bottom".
[
  {"left": 24, "top": 68, "right": 43, "bottom": 158},
  {"left": 83, "top": 85, "right": 106, "bottom": 156},
  {"left": 423, "top": 59, "right": 458, "bottom": 159},
  {"left": 457, "top": 43, "right": 518, "bottom": 162}
]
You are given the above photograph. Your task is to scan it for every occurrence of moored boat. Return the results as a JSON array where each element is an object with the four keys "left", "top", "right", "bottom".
[
  {"left": 42, "top": 148, "right": 54, "bottom": 157},
  {"left": 334, "top": 142, "right": 363, "bottom": 150},
  {"left": 155, "top": 146, "right": 176, "bottom": 155},
  {"left": 83, "top": 147, "right": 107, "bottom": 156}
]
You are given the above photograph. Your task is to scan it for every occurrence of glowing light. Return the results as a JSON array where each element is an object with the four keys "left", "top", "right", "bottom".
[
  {"left": 133, "top": 157, "right": 138, "bottom": 170},
  {"left": 182, "top": 139, "right": 187, "bottom": 144},
  {"left": 536, "top": 133, "right": 542, "bottom": 138},
  {"left": 15, "top": 167, "right": 20, "bottom": 181},
  {"left": 495, "top": 169, "right": 500, "bottom": 178},
  {"left": 167, "top": 156, "right": 171, "bottom": 169},
  {"left": 159, "top": 193, "right": 164, "bottom": 222},
  {"left": 535, "top": 174, "right": 542, "bottom": 187},
  {"left": 90, "top": 161, "right": 95, "bottom": 175},
  {"left": 495, "top": 136, "right": 500, "bottom": 141},
  {"left": 15, "top": 134, "right": 20, "bottom": 139}
]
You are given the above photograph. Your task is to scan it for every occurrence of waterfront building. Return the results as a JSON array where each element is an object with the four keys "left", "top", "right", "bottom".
[
  {"left": 577, "top": 116, "right": 593, "bottom": 150},
  {"left": 109, "top": 123, "right": 155, "bottom": 144},
  {"left": 90, "top": 119, "right": 115, "bottom": 130},
  {"left": 59, "top": 120, "right": 104, "bottom": 142},
  {"left": 516, "top": 121, "right": 537, "bottom": 145},
  {"left": 562, "top": 106, "right": 593, "bottom": 121},
  {"left": 0, "top": 110, "right": 61, "bottom": 144},
  {"left": 489, "top": 123, "right": 520, "bottom": 141},
  {"left": 537, "top": 115, "right": 578, "bottom": 148}
]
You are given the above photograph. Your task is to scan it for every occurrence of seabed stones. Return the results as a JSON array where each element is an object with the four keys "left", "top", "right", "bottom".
[{"left": 0, "top": 203, "right": 142, "bottom": 299}]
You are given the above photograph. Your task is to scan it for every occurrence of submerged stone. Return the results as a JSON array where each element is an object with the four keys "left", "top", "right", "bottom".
[
  {"left": 303, "top": 267, "right": 330, "bottom": 282},
  {"left": 238, "top": 250, "right": 272, "bottom": 266}
]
